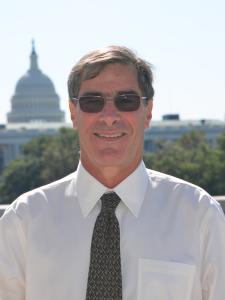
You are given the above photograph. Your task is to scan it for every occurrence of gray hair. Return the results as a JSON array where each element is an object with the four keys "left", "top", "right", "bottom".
[{"left": 68, "top": 45, "right": 154, "bottom": 100}]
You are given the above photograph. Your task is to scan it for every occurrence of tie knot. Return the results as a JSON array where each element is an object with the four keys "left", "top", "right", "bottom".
[{"left": 101, "top": 192, "right": 121, "bottom": 213}]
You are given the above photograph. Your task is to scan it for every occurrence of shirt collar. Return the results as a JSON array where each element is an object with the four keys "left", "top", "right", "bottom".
[{"left": 76, "top": 161, "right": 149, "bottom": 218}]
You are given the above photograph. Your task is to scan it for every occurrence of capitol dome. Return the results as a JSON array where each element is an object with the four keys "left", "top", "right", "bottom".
[{"left": 7, "top": 42, "right": 65, "bottom": 123}]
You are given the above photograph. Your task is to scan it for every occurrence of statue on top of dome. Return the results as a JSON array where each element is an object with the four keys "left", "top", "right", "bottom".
[{"left": 30, "top": 39, "right": 38, "bottom": 70}]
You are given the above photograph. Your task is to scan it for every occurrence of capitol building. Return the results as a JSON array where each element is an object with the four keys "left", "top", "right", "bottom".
[
  {"left": 7, "top": 42, "right": 64, "bottom": 123},
  {"left": 0, "top": 42, "right": 66, "bottom": 170},
  {"left": 0, "top": 43, "right": 224, "bottom": 171}
]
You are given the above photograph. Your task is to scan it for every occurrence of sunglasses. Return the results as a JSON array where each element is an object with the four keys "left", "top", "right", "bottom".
[{"left": 71, "top": 93, "right": 148, "bottom": 113}]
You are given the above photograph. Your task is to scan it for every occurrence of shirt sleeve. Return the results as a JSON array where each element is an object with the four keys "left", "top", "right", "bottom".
[
  {"left": 200, "top": 198, "right": 225, "bottom": 300},
  {"left": 0, "top": 207, "right": 26, "bottom": 300}
]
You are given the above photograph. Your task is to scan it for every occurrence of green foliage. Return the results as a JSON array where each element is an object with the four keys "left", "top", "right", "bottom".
[
  {"left": 0, "top": 159, "right": 44, "bottom": 203},
  {"left": 0, "top": 128, "right": 225, "bottom": 204},
  {"left": 0, "top": 128, "right": 79, "bottom": 204},
  {"left": 144, "top": 130, "right": 225, "bottom": 195},
  {"left": 213, "top": 130, "right": 225, "bottom": 195},
  {"left": 38, "top": 127, "right": 80, "bottom": 182}
]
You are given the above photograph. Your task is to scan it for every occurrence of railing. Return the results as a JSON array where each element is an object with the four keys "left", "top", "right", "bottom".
[
  {"left": 1, "top": 197, "right": 225, "bottom": 218},
  {"left": 214, "top": 196, "right": 225, "bottom": 212},
  {"left": 0, "top": 205, "right": 9, "bottom": 217}
]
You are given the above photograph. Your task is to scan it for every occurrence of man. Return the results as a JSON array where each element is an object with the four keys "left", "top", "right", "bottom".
[{"left": 0, "top": 45, "right": 225, "bottom": 300}]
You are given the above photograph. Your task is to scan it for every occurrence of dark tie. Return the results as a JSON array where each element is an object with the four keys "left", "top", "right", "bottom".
[{"left": 86, "top": 192, "right": 122, "bottom": 300}]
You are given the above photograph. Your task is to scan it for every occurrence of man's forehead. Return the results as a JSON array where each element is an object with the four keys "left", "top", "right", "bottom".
[{"left": 78, "top": 66, "right": 140, "bottom": 100}]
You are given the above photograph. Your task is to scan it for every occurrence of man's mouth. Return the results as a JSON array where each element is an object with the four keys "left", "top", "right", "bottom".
[{"left": 94, "top": 133, "right": 126, "bottom": 138}]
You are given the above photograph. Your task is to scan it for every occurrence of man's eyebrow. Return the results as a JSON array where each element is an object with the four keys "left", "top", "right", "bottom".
[{"left": 79, "top": 90, "right": 139, "bottom": 97}]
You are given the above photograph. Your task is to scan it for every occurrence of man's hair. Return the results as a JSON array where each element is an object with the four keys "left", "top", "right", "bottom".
[{"left": 67, "top": 45, "right": 154, "bottom": 100}]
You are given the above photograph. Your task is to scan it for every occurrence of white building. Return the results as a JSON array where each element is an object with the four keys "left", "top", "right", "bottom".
[
  {"left": 0, "top": 42, "right": 66, "bottom": 170},
  {"left": 144, "top": 115, "right": 225, "bottom": 151},
  {"left": 0, "top": 123, "right": 68, "bottom": 169},
  {"left": 7, "top": 41, "right": 64, "bottom": 123}
]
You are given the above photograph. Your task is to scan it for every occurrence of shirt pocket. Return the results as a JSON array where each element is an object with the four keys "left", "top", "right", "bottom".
[{"left": 137, "top": 259, "right": 196, "bottom": 300}]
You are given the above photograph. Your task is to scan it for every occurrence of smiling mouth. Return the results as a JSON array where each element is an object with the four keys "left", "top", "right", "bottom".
[{"left": 94, "top": 133, "right": 126, "bottom": 138}]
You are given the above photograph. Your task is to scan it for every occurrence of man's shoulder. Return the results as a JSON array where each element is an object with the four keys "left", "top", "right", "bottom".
[
  {"left": 145, "top": 168, "right": 222, "bottom": 214},
  {"left": 5, "top": 171, "right": 78, "bottom": 220},
  {"left": 146, "top": 168, "right": 198, "bottom": 188},
  {"left": 23, "top": 171, "right": 77, "bottom": 198}
]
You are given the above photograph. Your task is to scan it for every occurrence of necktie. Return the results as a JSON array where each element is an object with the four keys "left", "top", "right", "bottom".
[{"left": 86, "top": 192, "right": 122, "bottom": 300}]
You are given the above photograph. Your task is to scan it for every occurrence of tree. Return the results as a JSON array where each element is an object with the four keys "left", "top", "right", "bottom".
[
  {"left": 213, "top": 130, "right": 225, "bottom": 195},
  {"left": 38, "top": 127, "right": 80, "bottom": 182},
  {"left": 1, "top": 128, "right": 224, "bottom": 204},
  {"left": 0, "top": 159, "right": 44, "bottom": 204},
  {"left": 144, "top": 131, "right": 221, "bottom": 195},
  {"left": 0, "top": 128, "right": 80, "bottom": 204}
]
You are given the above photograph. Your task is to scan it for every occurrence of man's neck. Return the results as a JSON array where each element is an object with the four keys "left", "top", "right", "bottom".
[{"left": 81, "top": 161, "right": 141, "bottom": 188}]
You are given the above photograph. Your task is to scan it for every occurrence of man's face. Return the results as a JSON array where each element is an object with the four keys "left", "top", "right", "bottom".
[{"left": 69, "top": 63, "right": 153, "bottom": 177}]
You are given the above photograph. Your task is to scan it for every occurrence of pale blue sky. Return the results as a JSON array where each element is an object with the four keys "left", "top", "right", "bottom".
[{"left": 1, "top": 0, "right": 225, "bottom": 123}]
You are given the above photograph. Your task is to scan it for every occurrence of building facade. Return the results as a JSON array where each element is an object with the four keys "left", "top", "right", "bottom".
[
  {"left": 0, "top": 42, "right": 66, "bottom": 170},
  {"left": 144, "top": 115, "right": 225, "bottom": 152},
  {"left": 7, "top": 41, "right": 64, "bottom": 123}
]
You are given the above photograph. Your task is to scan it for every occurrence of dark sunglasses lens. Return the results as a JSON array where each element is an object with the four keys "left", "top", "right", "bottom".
[
  {"left": 79, "top": 96, "right": 104, "bottom": 113},
  {"left": 115, "top": 94, "right": 140, "bottom": 111}
]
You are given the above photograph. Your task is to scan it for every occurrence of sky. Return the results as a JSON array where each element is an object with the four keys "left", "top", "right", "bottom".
[{"left": 1, "top": 0, "right": 225, "bottom": 124}]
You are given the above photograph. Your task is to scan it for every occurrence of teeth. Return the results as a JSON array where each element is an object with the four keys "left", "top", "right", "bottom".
[{"left": 96, "top": 133, "right": 124, "bottom": 138}]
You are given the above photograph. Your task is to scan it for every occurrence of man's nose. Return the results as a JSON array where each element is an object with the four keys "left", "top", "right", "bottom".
[{"left": 98, "top": 99, "right": 120, "bottom": 126}]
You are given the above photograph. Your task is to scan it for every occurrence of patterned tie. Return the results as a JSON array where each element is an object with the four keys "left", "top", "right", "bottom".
[{"left": 86, "top": 192, "right": 122, "bottom": 300}]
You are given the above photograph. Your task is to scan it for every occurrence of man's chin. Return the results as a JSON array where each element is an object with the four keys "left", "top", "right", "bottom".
[{"left": 95, "top": 150, "right": 128, "bottom": 166}]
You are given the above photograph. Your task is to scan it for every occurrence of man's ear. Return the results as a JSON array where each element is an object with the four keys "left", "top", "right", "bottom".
[
  {"left": 144, "top": 100, "right": 153, "bottom": 128},
  {"left": 69, "top": 100, "right": 78, "bottom": 128}
]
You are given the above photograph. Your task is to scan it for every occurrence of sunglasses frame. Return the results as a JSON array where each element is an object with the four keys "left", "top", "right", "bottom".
[{"left": 71, "top": 93, "right": 148, "bottom": 113}]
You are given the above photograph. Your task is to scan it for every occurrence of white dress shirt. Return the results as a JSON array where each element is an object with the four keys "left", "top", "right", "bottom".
[{"left": 0, "top": 161, "right": 225, "bottom": 300}]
